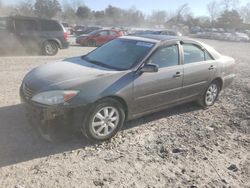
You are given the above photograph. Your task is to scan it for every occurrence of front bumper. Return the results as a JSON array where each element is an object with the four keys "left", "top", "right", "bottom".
[
  {"left": 20, "top": 89, "right": 88, "bottom": 131},
  {"left": 20, "top": 94, "right": 72, "bottom": 122}
]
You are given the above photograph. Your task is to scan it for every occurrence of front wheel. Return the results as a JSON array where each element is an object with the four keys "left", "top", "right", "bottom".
[
  {"left": 198, "top": 81, "right": 221, "bottom": 107},
  {"left": 82, "top": 98, "right": 125, "bottom": 141}
]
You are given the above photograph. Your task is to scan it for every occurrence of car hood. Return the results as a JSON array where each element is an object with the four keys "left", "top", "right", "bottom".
[{"left": 23, "top": 56, "right": 120, "bottom": 92}]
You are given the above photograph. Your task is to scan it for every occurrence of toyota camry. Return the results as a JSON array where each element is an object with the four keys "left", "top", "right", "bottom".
[{"left": 20, "top": 35, "right": 236, "bottom": 141}]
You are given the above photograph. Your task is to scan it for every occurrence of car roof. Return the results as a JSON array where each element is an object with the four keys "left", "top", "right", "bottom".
[
  {"left": 121, "top": 34, "right": 187, "bottom": 43},
  {"left": 121, "top": 35, "right": 221, "bottom": 59}
]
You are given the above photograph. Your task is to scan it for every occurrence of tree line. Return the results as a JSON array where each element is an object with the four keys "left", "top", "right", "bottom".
[{"left": 0, "top": 0, "right": 250, "bottom": 30}]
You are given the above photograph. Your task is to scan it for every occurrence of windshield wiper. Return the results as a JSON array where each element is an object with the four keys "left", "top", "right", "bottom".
[{"left": 82, "top": 56, "right": 121, "bottom": 71}]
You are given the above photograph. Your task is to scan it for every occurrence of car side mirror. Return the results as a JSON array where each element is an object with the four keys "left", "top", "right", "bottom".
[{"left": 140, "top": 63, "right": 159, "bottom": 73}]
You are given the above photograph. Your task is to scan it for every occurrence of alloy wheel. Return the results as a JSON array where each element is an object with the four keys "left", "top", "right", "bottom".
[
  {"left": 205, "top": 83, "right": 218, "bottom": 106},
  {"left": 91, "top": 106, "right": 119, "bottom": 137},
  {"left": 44, "top": 42, "right": 57, "bottom": 55}
]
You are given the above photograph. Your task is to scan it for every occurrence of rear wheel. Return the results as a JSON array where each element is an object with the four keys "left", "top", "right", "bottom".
[
  {"left": 82, "top": 98, "right": 125, "bottom": 141},
  {"left": 198, "top": 81, "right": 221, "bottom": 107},
  {"left": 42, "top": 41, "right": 58, "bottom": 56}
]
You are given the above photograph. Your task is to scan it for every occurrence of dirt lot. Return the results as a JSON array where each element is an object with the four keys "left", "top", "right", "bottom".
[{"left": 0, "top": 40, "right": 249, "bottom": 188}]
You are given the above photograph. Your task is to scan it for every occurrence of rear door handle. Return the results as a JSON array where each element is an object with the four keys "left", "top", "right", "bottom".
[
  {"left": 173, "top": 72, "right": 182, "bottom": 78},
  {"left": 209, "top": 65, "right": 215, "bottom": 70}
]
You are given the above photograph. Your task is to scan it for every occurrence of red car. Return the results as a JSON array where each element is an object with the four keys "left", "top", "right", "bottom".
[{"left": 76, "top": 29, "right": 124, "bottom": 46}]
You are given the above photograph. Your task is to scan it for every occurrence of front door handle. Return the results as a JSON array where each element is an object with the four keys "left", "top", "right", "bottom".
[
  {"left": 173, "top": 72, "right": 182, "bottom": 78},
  {"left": 209, "top": 65, "right": 215, "bottom": 70}
]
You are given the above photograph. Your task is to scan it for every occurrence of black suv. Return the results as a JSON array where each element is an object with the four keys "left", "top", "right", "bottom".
[{"left": 0, "top": 16, "right": 69, "bottom": 56}]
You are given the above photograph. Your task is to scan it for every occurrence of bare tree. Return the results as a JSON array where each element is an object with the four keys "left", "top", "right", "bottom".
[
  {"left": 207, "top": 1, "right": 219, "bottom": 26},
  {"left": 176, "top": 4, "right": 190, "bottom": 22},
  {"left": 60, "top": 3, "right": 77, "bottom": 24},
  {"left": 34, "top": 0, "right": 61, "bottom": 18},
  {"left": 217, "top": 9, "right": 243, "bottom": 29},
  {"left": 240, "top": 3, "right": 250, "bottom": 23},
  {"left": 150, "top": 10, "right": 168, "bottom": 26},
  {"left": 221, "top": 0, "right": 239, "bottom": 10},
  {"left": 14, "top": 0, "right": 35, "bottom": 16}
]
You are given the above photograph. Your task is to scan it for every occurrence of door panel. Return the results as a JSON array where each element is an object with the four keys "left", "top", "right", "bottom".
[
  {"left": 132, "top": 44, "right": 183, "bottom": 115},
  {"left": 14, "top": 19, "right": 40, "bottom": 49},
  {"left": 183, "top": 61, "right": 216, "bottom": 97},
  {"left": 181, "top": 43, "right": 217, "bottom": 98},
  {"left": 133, "top": 66, "right": 183, "bottom": 114}
]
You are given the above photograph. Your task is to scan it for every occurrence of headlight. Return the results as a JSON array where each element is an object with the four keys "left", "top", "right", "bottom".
[{"left": 31, "top": 90, "right": 79, "bottom": 105}]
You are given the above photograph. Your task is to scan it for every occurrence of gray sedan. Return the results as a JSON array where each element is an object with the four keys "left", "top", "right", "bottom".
[{"left": 20, "top": 35, "right": 236, "bottom": 141}]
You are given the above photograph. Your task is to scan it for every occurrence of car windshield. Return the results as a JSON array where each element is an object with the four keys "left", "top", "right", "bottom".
[{"left": 83, "top": 39, "right": 155, "bottom": 70}]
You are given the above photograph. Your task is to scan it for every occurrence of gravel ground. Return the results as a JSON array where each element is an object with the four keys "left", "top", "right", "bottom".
[{"left": 0, "top": 39, "right": 249, "bottom": 188}]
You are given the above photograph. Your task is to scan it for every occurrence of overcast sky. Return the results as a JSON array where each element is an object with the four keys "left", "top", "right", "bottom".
[{"left": 4, "top": 0, "right": 250, "bottom": 17}]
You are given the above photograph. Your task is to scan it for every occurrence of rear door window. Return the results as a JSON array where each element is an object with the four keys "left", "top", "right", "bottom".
[
  {"left": 40, "top": 20, "right": 62, "bottom": 31},
  {"left": 15, "top": 19, "right": 38, "bottom": 32},
  {"left": 182, "top": 44, "right": 205, "bottom": 64}
]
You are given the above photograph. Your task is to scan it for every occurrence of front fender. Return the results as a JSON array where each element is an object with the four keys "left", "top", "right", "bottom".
[{"left": 45, "top": 71, "right": 134, "bottom": 109}]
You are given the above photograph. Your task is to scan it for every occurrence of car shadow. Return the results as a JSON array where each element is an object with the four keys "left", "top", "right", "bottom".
[
  {"left": 124, "top": 102, "right": 202, "bottom": 130},
  {"left": 0, "top": 104, "right": 91, "bottom": 168},
  {"left": 0, "top": 102, "right": 201, "bottom": 168}
]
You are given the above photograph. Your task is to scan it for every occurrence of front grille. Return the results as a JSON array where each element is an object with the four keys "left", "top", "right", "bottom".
[{"left": 22, "top": 83, "right": 34, "bottom": 100}]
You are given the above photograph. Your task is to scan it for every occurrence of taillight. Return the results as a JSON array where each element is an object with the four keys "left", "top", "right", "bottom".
[{"left": 64, "top": 32, "right": 69, "bottom": 41}]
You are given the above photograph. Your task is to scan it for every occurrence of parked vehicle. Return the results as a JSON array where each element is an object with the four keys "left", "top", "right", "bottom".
[
  {"left": 0, "top": 16, "right": 69, "bottom": 56},
  {"left": 190, "top": 26, "right": 203, "bottom": 34},
  {"left": 234, "top": 32, "right": 249, "bottom": 42},
  {"left": 130, "top": 29, "right": 182, "bottom": 37},
  {"left": 129, "top": 30, "right": 156, "bottom": 35},
  {"left": 73, "top": 25, "right": 85, "bottom": 34},
  {"left": 76, "top": 29, "right": 124, "bottom": 46},
  {"left": 154, "top": 30, "right": 182, "bottom": 36},
  {"left": 74, "top": 26, "right": 102, "bottom": 36},
  {"left": 195, "top": 31, "right": 249, "bottom": 42},
  {"left": 20, "top": 35, "right": 236, "bottom": 141}
]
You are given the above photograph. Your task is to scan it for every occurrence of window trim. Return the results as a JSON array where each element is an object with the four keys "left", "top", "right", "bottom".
[
  {"left": 181, "top": 42, "right": 215, "bottom": 65},
  {"left": 204, "top": 49, "right": 214, "bottom": 61}
]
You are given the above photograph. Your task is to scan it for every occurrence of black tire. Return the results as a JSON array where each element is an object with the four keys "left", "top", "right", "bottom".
[
  {"left": 87, "top": 40, "right": 96, "bottom": 47},
  {"left": 42, "top": 41, "right": 58, "bottom": 56},
  {"left": 82, "top": 98, "right": 125, "bottom": 141},
  {"left": 198, "top": 80, "right": 221, "bottom": 107}
]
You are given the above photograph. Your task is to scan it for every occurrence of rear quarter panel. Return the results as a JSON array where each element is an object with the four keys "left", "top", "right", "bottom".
[{"left": 216, "top": 56, "right": 236, "bottom": 89}]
